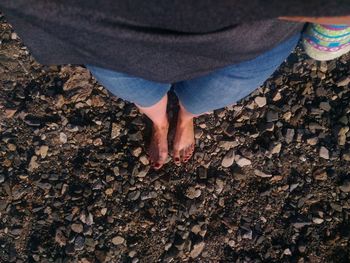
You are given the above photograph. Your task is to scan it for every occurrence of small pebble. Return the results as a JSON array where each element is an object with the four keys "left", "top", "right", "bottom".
[
  {"left": 235, "top": 156, "right": 251, "bottom": 167},
  {"left": 307, "top": 137, "right": 318, "bottom": 146},
  {"left": 132, "top": 147, "right": 142, "bottom": 157},
  {"left": 59, "top": 132, "right": 68, "bottom": 144},
  {"left": 71, "top": 223, "right": 83, "bottom": 233},
  {"left": 336, "top": 76, "right": 350, "bottom": 87},
  {"left": 254, "top": 169, "right": 272, "bottom": 178},
  {"left": 339, "top": 180, "right": 350, "bottom": 193},
  {"left": 221, "top": 150, "right": 235, "bottom": 168},
  {"left": 139, "top": 155, "right": 149, "bottom": 165},
  {"left": 185, "top": 187, "right": 201, "bottom": 199},
  {"left": 319, "top": 146, "right": 329, "bottom": 160},
  {"left": 254, "top": 96, "right": 267, "bottom": 108},
  {"left": 312, "top": 218, "right": 324, "bottom": 224},
  {"left": 313, "top": 169, "right": 328, "bottom": 181},
  {"left": 285, "top": 129, "right": 295, "bottom": 144},
  {"left": 190, "top": 242, "right": 205, "bottom": 258},
  {"left": 112, "top": 236, "right": 125, "bottom": 245},
  {"left": 128, "top": 190, "right": 141, "bottom": 201},
  {"left": 271, "top": 143, "right": 282, "bottom": 154}
]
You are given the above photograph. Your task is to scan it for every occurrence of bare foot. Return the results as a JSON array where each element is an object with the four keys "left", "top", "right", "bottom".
[
  {"left": 173, "top": 113, "right": 195, "bottom": 165},
  {"left": 148, "top": 123, "right": 169, "bottom": 170}
]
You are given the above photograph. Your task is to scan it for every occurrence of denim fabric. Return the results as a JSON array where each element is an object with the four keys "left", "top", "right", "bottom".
[
  {"left": 87, "top": 33, "right": 300, "bottom": 114},
  {"left": 86, "top": 65, "right": 172, "bottom": 107}
]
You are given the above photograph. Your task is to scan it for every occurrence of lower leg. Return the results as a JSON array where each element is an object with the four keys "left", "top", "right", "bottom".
[
  {"left": 136, "top": 94, "right": 169, "bottom": 129},
  {"left": 136, "top": 94, "right": 169, "bottom": 169}
]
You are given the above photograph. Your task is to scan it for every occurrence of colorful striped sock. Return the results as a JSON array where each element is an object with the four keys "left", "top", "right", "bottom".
[{"left": 302, "top": 23, "right": 350, "bottom": 61}]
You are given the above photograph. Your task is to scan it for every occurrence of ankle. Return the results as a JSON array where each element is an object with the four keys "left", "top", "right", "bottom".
[
  {"left": 177, "top": 115, "right": 193, "bottom": 128},
  {"left": 153, "top": 118, "right": 169, "bottom": 131},
  {"left": 179, "top": 104, "right": 197, "bottom": 121}
]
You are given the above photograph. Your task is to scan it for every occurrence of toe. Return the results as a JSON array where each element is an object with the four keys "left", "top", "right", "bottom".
[
  {"left": 184, "top": 145, "right": 195, "bottom": 163},
  {"left": 186, "top": 144, "right": 194, "bottom": 156},
  {"left": 173, "top": 149, "right": 181, "bottom": 165},
  {"left": 148, "top": 151, "right": 160, "bottom": 169},
  {"left": 151, "top": 153, "right": 164, "bottom": 169},
  {"left": 186, "top": 144, "right": 195, "bottom": 157},
  {"left": 179, "top": 149, "right": 187, "bottom": 162},
  {"left": 157, "top": 154, "right": 167, "bottom": 168},
  {"left": 153, "top": 161, "right": 163, "bottom": 170}
]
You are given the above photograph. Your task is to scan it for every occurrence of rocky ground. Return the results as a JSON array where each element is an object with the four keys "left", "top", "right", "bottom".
[{"left": 1, "top": 14, "right": 350, "bottom": 263}]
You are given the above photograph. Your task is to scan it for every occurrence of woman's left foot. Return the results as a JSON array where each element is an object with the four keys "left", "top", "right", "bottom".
[{"left": 173, "top": 114, "right": 195, "bottom": 165}]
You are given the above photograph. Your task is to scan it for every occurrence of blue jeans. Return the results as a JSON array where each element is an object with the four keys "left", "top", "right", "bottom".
[{"left": 87, "top": 34, "right": 300, "bottom": 115}]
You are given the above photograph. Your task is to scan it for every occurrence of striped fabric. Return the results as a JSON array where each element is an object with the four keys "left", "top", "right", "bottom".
[{"left": 302, "top": 23, "right": 350, "bottom": 61}]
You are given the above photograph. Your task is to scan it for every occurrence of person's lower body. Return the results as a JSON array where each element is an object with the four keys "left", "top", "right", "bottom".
[{"left": 86, "top": 33, "right": 300, "bottom": 169}]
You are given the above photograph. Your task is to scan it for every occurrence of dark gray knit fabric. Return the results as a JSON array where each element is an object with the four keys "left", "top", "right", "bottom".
[{"left": 1, "top": 1, "right": 349, "bottom": 82}]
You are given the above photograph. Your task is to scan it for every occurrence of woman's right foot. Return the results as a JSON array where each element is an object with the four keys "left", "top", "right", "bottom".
[
  {"left": 148, "top": 122, "right": 169, "bottom": 170},
  {"left": 173, "top": 109, "right": 195, "bottom": 165}
]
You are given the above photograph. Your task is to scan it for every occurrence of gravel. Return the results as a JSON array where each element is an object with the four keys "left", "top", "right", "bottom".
[{"left": 1, "top": 14, "right": 350, "bottom": 263}]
